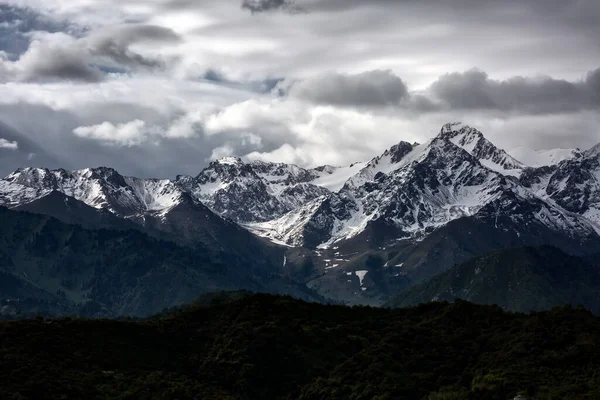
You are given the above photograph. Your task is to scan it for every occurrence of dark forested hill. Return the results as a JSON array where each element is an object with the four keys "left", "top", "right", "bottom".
[
  {"left": 0, "top": 294, "right": 599, "bottom": 400},
  {"left": 388, "top": 246, "right": 600, "bottom": 313},
  {"left": 0, "top": 207, "right": 317, "bottom": 317}
]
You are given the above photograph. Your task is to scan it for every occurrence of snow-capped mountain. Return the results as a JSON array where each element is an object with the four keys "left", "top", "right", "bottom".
[
  {"left": 2, "top": 121, "right": 600, "bottom": 306},
  {"left": 174, "top": 156, "right": 369, "bottom": 224},
  {"left": 439, "top": 122, "right": 525, "bottom": 176},
  {"left": 2, "top": 122, "right": 597, "bottom": 251},
  {"left": 176, "top": 157, "right": 330, "bottom": 223},
  {"left": 520, "top": 143, "right": 600, "bottom": 225},
  {"left": 245, "top": 123, "right": 598, "bottom": 248},
  {"left": 0, "top": 165, "right": 283, "bottom": 260},
  {"left": 1, "top": 166, "right": 182, "bottom": 216}
]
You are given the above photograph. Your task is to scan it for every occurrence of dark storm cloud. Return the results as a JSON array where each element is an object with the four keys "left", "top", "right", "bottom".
[
  {"left": 588, "top": 69, "right": 600, "bottom": 102},
  {"left": 0, "top": 4, "right": 100, "bottom": 82},
  {"left": 430, "top": 68, "right": 600, "bottom": 114},
  {"left": 87, "top": 25, "right": 181, "bottom": 69},
  {"left": 241, "top": 0, "right": 305, "bottom": 14},
  {"left": 17, "top": 42, "right": 105, "bottom": 83},
  {"left": 1, "top": 23, "right": 181, "bottom": 83},
  {"left": 277, "top": 67, "right": 600, "bottom": 115},
  {"left": 287, "top": 70, "right": 409, "bottom": 107}
]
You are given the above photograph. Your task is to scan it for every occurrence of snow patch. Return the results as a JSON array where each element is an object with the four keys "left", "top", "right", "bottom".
[
  {"left": 312, "top": 162, "right": 367, "bottom": 192},
  {"left": 355, "top": 270, "right": 368, "bottom": 286}
]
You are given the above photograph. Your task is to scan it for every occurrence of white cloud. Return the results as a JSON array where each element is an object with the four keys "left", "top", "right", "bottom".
[
  {"left": 210, "top": 143, "right": 235, "bottom": 160},
  {"left": 204, "top": 98, "right": 425, "bottom": 167},
  {"left": 73, "top": 119, "right": 158, "bottom": 146},
  {"left": 72, "top": 111, "right": 206, "bottom": 147},
  {"left": 0, "top": 138, "right": 18, "bottom": 150},
  {"left": 165, "top": 111, "right": 205, "bottom": 139}
]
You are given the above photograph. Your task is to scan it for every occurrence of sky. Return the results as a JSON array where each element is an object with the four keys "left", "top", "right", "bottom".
[{"left": 0, "top": 0, "right": 599, "bottom": 178}]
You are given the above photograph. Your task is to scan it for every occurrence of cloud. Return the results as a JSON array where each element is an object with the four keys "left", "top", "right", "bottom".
[
  {"left": 204, "top": 98, "right": 424, "bottom": 166},
  {"left": 0, "top": 23, "right": 181, "bottom": 83},
  {"left": 85, "top": 24, "right": 181, "bottom": 70},
  {"left": 0, "top": 138, "right": 18, "bottom": 150},
  {"left": 278, "top": 67, "right": 600, "bottom": 115},
  {"left": 13, "top": 33, "right": 104, "bottom": 82},
  {"left": 285, "top": 69, "right": 410, "bottom": 107},
  {"left": 430, "top": 67, "right": 600, "bottom": 114},
  {"left": 208, "top": 132, "right": 263, "bottom": 161},
  {"left": 0, "top": 4, "right": 78, "bottom": 57},
  {"left": 72, "top": 111, "right": 204, "bottom": 147},
  {"left": 588, "top": 68, "right": 600, "bottom": 103},
  {"left": 73, "top": 120, "right": 159, "bottom": 146},
  {"left": 241, "top": 0, "right": 305, "bottom": 14},
  {"left": 209, "top": 143, "right": 235, "bottom": 160},
  {"left": 0, "top": 0, "right": 600, "bottom": 180}
]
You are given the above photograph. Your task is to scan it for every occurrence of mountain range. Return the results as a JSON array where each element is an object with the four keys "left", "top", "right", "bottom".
[{"left": 1, "top": 122, "right": 600, "bottom": 314}]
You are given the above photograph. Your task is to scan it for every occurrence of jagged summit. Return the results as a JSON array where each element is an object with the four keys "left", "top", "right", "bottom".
[
  {"left": 2, "top": 123, "right": 600, "bottom": 251},
  {"left": 244, "top": 123, "right": 599, "bottom": 248},
  {"left": 214, "top": 156, "right": 244, "bottom": 165},
  {"left": 1, "top": 166, "right": 182, "bottom": 216},
  {"left": 438, "top": 121, "right": 477, "bottom": 138},
  {"left": 436, "top": 122, "right": 525, "bottom": 176}
]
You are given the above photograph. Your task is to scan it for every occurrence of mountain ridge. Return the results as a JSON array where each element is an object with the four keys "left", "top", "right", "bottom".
[{"left": 2, "top": 122, "right": 600, "bottom": 307}]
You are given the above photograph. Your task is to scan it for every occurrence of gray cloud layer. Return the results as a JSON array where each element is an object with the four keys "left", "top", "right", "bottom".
[
  {"left": 282, "top": 67, "right": 600, "bottom": 115},
  {"left": 0, "top": 19, "right": 180, "bottom": 83},
  {"left": 286, "top": 69, "right": 409, "bottom": 106},
  {"left": 430, "top": 68, "right": 600, "bottom": 114},
  {"left": 86, "top": 25, "right": 181, "bottom": 70},
  {"left": 241, "top": 0, "right": 305, "bottom": 14}
]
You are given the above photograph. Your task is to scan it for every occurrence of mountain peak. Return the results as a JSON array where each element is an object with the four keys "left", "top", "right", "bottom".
[
  {"left": 436, "top": 122, "right": 524, "bottom": 175},
  {"left": 438, "top": 122, "right": 483, "bottom": 142},
  {"left": 384, "top": 141, "right": 418, "bottom": 163},
  {"left": 439, "top": 122, "right": 478, "bottom": 136},
  {"left": 214, "top": 156, "right": 244, "bottom": 166}
]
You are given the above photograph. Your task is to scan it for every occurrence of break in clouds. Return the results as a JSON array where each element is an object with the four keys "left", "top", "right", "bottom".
[{"left": 0, "top": 0, "right": 599, "bottom": 178}]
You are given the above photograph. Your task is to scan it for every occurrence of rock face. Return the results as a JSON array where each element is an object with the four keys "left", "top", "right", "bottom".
[{"left": 2, "top": 122, "right": 600, "bottom": 307}]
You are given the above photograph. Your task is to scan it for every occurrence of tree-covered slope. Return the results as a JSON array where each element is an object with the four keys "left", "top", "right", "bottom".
[
  {"left": 388, "top": 246, "right": 600, "bottom": 313},
  {"left": 0, "top": 207, "right": 318, "bottom": 317},
  {"left": 1, "top": 294, "right": 599, "bottom": 399}
]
